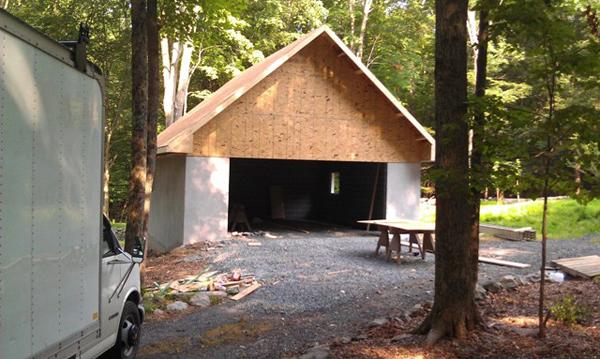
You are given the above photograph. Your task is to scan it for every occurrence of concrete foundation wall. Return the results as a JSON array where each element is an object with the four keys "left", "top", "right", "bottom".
[
  {"left": 147, "top": 154, "right": 186, "bottom": 253},
  {"left": 386, "top": 163, "right": 421, "bottom": 220},
  {"left": 183, "top": 156, "right": 230, "bottom": 244}
]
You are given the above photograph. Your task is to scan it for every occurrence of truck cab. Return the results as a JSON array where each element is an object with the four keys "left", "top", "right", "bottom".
[{"left": 0, "top": 9, "right": 144, "bottom": 359}]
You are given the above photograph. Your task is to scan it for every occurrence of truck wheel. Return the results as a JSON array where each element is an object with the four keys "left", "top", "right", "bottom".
[{"left": 106, "top": 301, "right": 141, "bottom": 359}]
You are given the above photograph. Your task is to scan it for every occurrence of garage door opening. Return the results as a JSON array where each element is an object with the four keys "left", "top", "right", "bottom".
[{"left": 228, "top": 158, "right": 387, "bottom": 231}]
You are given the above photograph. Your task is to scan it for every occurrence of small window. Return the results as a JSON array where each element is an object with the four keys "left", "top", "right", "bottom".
[{"left": 330, "top": 171, "right": 340, "bottom": 195}]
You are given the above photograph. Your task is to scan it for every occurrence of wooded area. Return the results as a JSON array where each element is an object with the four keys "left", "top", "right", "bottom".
[{"left": 3, "top": 0, "right": 599, "bottom": 349}]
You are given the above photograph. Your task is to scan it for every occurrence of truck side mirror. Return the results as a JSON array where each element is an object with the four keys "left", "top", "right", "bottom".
[{"left": 131, "top": 235, "right": 145, "bottom": 263}]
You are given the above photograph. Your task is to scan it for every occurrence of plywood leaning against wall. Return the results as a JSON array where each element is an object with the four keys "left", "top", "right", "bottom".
[{"left": 191, "top": 35, "right": 431, "bottom": 163}]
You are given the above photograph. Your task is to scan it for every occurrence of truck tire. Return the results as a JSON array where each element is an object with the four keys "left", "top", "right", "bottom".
[{"left": 104, "top": 301, "right": 142, "bottom": 359}]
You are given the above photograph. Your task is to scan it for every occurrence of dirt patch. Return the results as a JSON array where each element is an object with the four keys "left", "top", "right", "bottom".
[
  {"left": 142, "top": 243, "right": 214, "bottom": 286},
  {"left": 331, "top": 279, "right": 600, "bottom": 358},
  {"left": 138, "top": 336, "right": 192, "bottom": 356},
  {"left": 200, "top": 318, "right": 274, "bottom": 346}
]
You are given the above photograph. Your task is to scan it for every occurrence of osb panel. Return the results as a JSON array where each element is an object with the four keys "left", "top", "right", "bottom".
[{"left": 192, "top": 35, "right": 431, "bottom": 163}]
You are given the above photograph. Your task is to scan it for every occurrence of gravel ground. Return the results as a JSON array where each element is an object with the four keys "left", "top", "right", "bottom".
[{"left": 138, "top": 230, "right": 599, "bottom": 359}]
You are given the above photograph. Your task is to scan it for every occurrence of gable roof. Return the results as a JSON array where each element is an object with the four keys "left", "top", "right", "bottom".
[{"left": 157, "top": 25, "right": 435, "bottom": 155}]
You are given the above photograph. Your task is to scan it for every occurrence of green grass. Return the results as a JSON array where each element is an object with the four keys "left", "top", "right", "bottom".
[
  {"left": 111, "top": 221, "right": 126, "bottom": 230},
  {"left": 421, "top": 198, "right": 600, "bottom": 240}
]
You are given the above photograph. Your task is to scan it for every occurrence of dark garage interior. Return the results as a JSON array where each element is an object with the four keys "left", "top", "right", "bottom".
[{"left": 228, "top": 158, "right": 387, "bottom": 229}]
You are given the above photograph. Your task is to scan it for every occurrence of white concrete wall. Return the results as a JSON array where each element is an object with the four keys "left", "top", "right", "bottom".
[
  {"left": 148, "top": 155, "right": 187, "bottom": 253},
  {"left": 386, "top": 163, "right": 421, "bottom": 220},
  {"left": 183, "top": 156, "right": 230, "bottom": 244}
]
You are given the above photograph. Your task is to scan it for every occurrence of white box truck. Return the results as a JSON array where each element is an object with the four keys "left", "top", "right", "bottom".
[{"left": 0, "top": 9, "right": 144, "bottom": 359}]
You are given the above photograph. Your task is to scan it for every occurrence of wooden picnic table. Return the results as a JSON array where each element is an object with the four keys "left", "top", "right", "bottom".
[{"left": 358, "top": 219, "right": 435, "bottom": 262}]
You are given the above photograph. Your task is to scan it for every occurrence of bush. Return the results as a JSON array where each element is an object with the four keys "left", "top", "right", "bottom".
[{"left": 550, "top": 295, "right": 588, "bottom": 326}]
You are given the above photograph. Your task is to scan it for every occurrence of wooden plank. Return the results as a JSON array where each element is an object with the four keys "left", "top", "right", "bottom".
[
  {"left": 230, "top": 282, "right": 261, "bottom": 301},
  {"left": 478, "top": 256, "right": 531, "bottom": 268},
  {"left": 552, "top": 255, "right": 600, "bottom": 278}
]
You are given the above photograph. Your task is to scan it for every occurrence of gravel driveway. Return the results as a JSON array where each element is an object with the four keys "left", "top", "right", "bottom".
[{"left": 138, "top": 231, "right": 599, "bottom": 359}]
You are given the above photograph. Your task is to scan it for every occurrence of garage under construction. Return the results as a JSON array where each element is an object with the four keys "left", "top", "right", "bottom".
[{"left": 148, "top": 25, "right": 434, "bottom": 253}]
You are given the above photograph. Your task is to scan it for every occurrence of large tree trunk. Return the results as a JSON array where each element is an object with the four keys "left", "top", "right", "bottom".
[
  {"left": 124, "top": 0, "right": 148, "bottom": 254},
  {"left": 415, "top": 0, "right": 479, "bottom": 345},
  {"left": 161, "top": 39, "right": 195, "bottom": 126},
  {"left": 356, "top": 0, "right": 373, "bottom": 61},
  {"left": 469, "top": 9, "right": 489, "bottom": 313},
  {"left": 143, "top": 0, "right": 159, "bottom": 239}
]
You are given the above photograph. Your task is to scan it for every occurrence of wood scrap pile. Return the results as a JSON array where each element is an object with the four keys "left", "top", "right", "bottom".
[{"left": 148, "top": 269, "right": 261, "bottom": 301}]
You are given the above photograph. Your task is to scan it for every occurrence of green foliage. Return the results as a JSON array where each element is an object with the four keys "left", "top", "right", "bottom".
[
  {"left": 6, "top": 0, "right": 598, "bottom": 222},
  {"left": 550, "top": 295, "right": 589, "bottom": 326},
  {"left": 479, "top": 199, "right": 600, "bottom": 239}
]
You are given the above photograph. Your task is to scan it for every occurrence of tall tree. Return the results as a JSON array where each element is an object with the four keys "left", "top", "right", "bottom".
[
  {"left": 489, "top": 0, "right": 600, "bottom": 337},
  {"left": 143, "top": 0, "right": 159, "bottom": 244},
  {"left": 415, "top": 0, "right": 480, "bottom": 345},
  {"left": 124, "top": 0, "right": 148, "bottom": 253},
  {"left": 356, "top": 0, "right": 373, "bottom": 60},
  {"left": 468, "top": 6, "right": 489, "bottom": 319}
]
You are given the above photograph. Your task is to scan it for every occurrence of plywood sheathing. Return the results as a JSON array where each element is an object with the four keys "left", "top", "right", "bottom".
[{"left": 190, "top": 35, "right": 429, "bottom": 163}]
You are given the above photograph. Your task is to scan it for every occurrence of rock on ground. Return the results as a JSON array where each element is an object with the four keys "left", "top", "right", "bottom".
[
  {"left": 369, "top": 318, "right": 389, "bottom": 327},
  {"left": 299, "top": 345, "right": 330, "bottom": 359},
  {"left": 500, "top": 275, "right": 519, "bottom": 289},
  {"left": 190, "top": 293, "right": 211, "bottom": 307},
  {"left": 166, "top": 301, "right": 188, "bottom": 312}
]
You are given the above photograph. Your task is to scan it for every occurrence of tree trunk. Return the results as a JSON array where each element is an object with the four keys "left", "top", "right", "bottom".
[
  {"left": 539, "top": 173, "right": 549, "bottom": 338},
  {"left": 349, "top": 0, "right": 356, "bottom": 51},
  {"left": 174, "top": 42, "right": 193, "bottom": 120},
  {"left": 356, "top": 0, "right": 373, "bottom": 61},
  {"left": 539, "top": 60, "right": 557, "bottom": 339},
  {"left": 469, "top": 9, "right": 489, "bottom": 316},
  {"left": 124, "top": 0, "right": 148, "bottom": 254},
  {"left": 415, "top": 0, "right": 479, "bottom": 345},
  {"left": 143, "top": 0, "right": 159, "bottom": 243},
  {"left": 575, "top": 164, "right": 581, "bottom": 195},
  {"left": 161, "top": 38, "right": 180, "bottom": 127}
]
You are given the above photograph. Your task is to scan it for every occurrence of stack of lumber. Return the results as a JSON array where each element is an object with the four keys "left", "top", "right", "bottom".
[{"left": 480, "top": 223, "right": 536, "bottom": 241}]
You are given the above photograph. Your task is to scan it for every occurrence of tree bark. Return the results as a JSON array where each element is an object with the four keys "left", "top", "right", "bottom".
[
  {"left": 143, "top": 0, "right": 159, "bottom": 241},
  {"left": 415, "top": 0, "right": 479, "bottom": 345},
  {"left": 469, "top": 9, "right": 489, "bottom": 321},
  {"left": 124, "top": 0, "right": 148, "bottom": 254},
  {"left": 356, "top": 0, "right": 373, "bottom": 61}
]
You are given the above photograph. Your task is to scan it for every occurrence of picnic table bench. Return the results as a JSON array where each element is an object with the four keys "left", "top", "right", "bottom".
[{"left": 358, "top": 219, "right": 435, "bottom": 262}]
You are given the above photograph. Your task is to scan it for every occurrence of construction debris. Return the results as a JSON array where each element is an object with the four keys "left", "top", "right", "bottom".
[
  {"left": 231, "top": 282, "right": 262, "bottom": 301},
  {"left": 478, "top": 256, "right": 531, "bottom": 268},
  {"left": 147, "top": 268, "right": 261, "bottom": 311}
]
